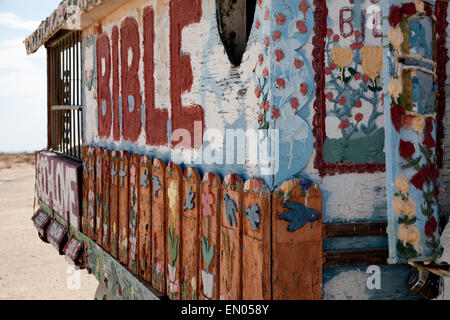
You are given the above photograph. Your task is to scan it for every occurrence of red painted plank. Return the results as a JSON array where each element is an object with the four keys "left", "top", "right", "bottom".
[{"left": 95, "top": 147, "right": 103, "bottom": 245}]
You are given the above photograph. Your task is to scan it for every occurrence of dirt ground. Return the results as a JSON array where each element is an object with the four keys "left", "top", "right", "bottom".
[{"left": 0, "top": 155, "right": 99, "bottom": 300}]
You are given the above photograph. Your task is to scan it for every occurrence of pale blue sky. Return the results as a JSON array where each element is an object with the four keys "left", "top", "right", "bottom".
[{"left": 0, "top": 0, "right": 61, "bottom": 152}]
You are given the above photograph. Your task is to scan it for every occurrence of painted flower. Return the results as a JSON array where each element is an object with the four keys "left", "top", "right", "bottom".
[
  {"left": 411, "top": 170, "right": 426, "bottom": 191},
  {"left": 299, "top": 178, "right": 313, "bottom": 191},
  {"left": 276, "top": 78, "right": 285, "bottom": 88},
  {"left": 294, "top": 58, "right": 303, "bottom": 69},
  {"left": 362, "top": 74, "right": 369, "bottom": 83},
  {"left": 354, "top": 72, "right": 361, "bottom": 80},
  {"left": 388, "top": 26, "right": 404, "bottom": 50},
  {"left": 389, "top": 5, "right": 403, "bottom": 27},
  {"left": 272, "top": 108, "right": 280, "bottom": 119},
  {"left": 392, "top": 196, "right": 404, "bottom": 216},
  {"left": 262, "top": 67, "right": 269, "bottom": 78},
  {"left": 258, "top": 54, "right": 264, "bottom": 66},
  {"left": 360, "top": 46, "right": 382, "bottom": 81},
  {"left": 290, "top": 97, "right": 299, "bottom": 110},
  {"left": 354, "top": 113, "right": 363, "bottom": 122},
  {"left": 388, "top": 78, "right": 403, "bottom": 101},
  {"left": 398, "top": 224, "right": 420, "bottom": 252},
  {"left": 276, "top": 12, "right": 285, "bottom": 25},
  {"left": 272, "top": 30, "right": 281, "bottom": 41},
  {"left": 168, "top": 180, "right": 179, "bottom": 223},
  {"left": 333, "top": 34, "right": 340, "bottom": 43},
  {"left": 339, "top": 96, "right": 346, "bottom": 105},
  {"left": 326, "top": 28, "right": 333, "bottom": 37},
  {"left": 254, "top": 87, "right": 261, "bottom": 98},
  {"left": 391, "top": 104, "right": 405, "bottom": 132},
  {"left": 264, "top": 8, "right": 270, "bottom": 20},
  {"left": 423, "top": 118, "right": 436, "bottom": 149},
  {"left": 355, "top": 100, "right": 362, "bottom": 108},
  {"left": 255, "top": 19, "right": 260, "bottom": 29},
  {"left": 399, "top": 139, "right": 415, "bottom": 159},
  {"left": 130, "top": 164, "right": 136, "bottom": 185},
  {"left": 191, "top": 277, "right": 196, "bottom": 290},
  {"left": 264, "top": 36, "right": 270, "bottom": 47},
  {"left": 280, "top": 180, "right": 294, "bottom": 194},
  {"left": 330, "top": 46, "right": 353, "bottom": 69},
  {"left": 394, "top": 174, "right": 409, "bottom": 194},
  {"left": 425, "top": 216, "right": 438, "bottom": 238},
  {"left": 411, "top": 115, "right": 425, "bottom": 136},
  {"left": 403, "top": 197, "right": 416, "bottom": 218},
  {"left": 300, "top": 83, "right": 308, "bottom": 95},
  {"left": 275, "top": 49, "right": 285, "bottom": 62},
  {"left": 201, "top": 186, "right": 214, "bottom": 218},
  {"left": 326, "top": 92, "right": 334, "bottom": 100},
  {"left": 338, "top": 119, "right": 350, "bottom": 130},
  {"left": 296, "top": 20, "right": 307, "bottom": 34}
]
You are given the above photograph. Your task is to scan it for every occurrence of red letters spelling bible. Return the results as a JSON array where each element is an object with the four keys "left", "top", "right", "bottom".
[
  {"left": 169, "top": 0, "right": 204, "bottom": 148},
  {"left": 96, "top": 33, "right": 112, "bottom": 138}
]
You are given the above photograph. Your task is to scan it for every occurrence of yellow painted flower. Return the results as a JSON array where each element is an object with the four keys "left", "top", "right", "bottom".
[
  {"left": 392, "top": 196, "right": 404, "bottom": 216},
  {"left": 398, "top": 224, "right": 420, "bottom": 253},
  {"left": 191, "top": 276, "right": 196, "bottom": 290},
  {"left": 280, "top": 180, "right": 294, "bottom": 194},
  {"left": 360, "top": 46, "right": 382, "bottom": 81},
  {"left": 411, "top": 115, "right": 425, "bottom": 136},
  {"left": 331, "top": 46, "right": 353, "bottom": 69},
  {"left": 388, "top": 26, "right": 404, "bottom": 50},
  {"left": 403, "top": 198, "right": 416, "bottom": 217},
  {"left": 394, "top": 174, "right": 409, "bottom": 194},
  {"left": 113, "top": 222, "right": 116, "bottom": 234},
  {"left": 388, "top": 78, "right": 403, "bottom": 101},
  {"left": 415, "top": 0, "right": 425, "bottom": 13},
  {"left": 168, "top": 180, "right": 179, "bottom": 225}
]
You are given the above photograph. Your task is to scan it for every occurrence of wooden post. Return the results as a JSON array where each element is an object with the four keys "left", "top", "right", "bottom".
[
  {"left": 166, "top": 162, "right": 183, "bottom": 299},
  {"left": 81, "top": 146, "right": 89, "bottom": 236},
  {"left": 242, "top": 178, "right": 271, "bottom": 300},
  {"left": 109, "top": 150, "right": 119, "bottom": 258},
  {"left": 95, "top": 147, "right": 103, "bottom": 245},
  {"left": 219, "top": 174, "right": 243, "bottom": 300},
  {"left": 199, "top": 172, "right": 221, "bottom": 300},
  {"left": 84, "top": 146, "right": 96, "bottom": 239},
  {"left": 101, "top": 149, "right": 111, "bottom": 251},
  {"left": 181, "top": 167, "right": 201, "bottom": 300},
  {"left": 151, "top": 158, "right": 166, "bottom": 294},
  {"left": 118, "top": 150, "right": 129, "bottom": 265},
  {"left": 272, "top": 178, "right": 323, "bottom": 300},
  {"left": 138, "top": 155, "right": 152, "bottom": 282},
  {"left": 128, "top": 153, "right": 140, "bottom": 274}
]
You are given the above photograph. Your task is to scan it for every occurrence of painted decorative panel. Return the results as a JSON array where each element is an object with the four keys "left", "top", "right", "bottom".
[
  {"left": 138, "top": 155, "right": 152, "bottom": 282},
  {"left": 128, "top": 154, "right": 140, "bottom": 274},
  {"left": 384, "top": 0, "right": 443, "bottom": 263},
  {"left": 313, "top": 0, "right": 385, "bottom": 176},
  {"left": 272, "top": 178, "right": 322, "bottom": 299},
  {"left": 219, "top": 174, "right": 243, "bottom": 300},
  {"left": 101, "top": 149, "right": 111, "bottom": 251},
  {"left": 181, "top": 167, "right": 201, "bottom": 300},
  {"left": 109, "top": 150, "right": 119, "bottom": 258},
  {"left": 118, "top": 150, "right": 129, "bottom": 265},
  {"left": 95, "top": 147, "right": 103, "bottom": 244}
]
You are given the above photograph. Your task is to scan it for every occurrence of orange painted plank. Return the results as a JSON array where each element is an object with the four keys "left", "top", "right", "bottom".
[
  {"left": 151, "top": 158, "right": 166, "bottom": 294},
  {"left": 199, "top": 172, "right": 221, "bottom": 300},
  {"left": 242, "top": 178, "right": 271, "bottom": 300},
  {"left": 138, "top": 155, "right": 152, "bottom": 282},
  {"left": 95, "top": 147, "right": 103, "bottom": 245},
  {"left": 166, "top": 162, "right": 183, "bottom": 300},
  {"left": 109, "top": 150, "right": 119, "bottom": 258},
  {"left": 85, "top": 146, "right": 96, "bottom": 239},
  {"left": 128, "top": 153, "right": 140, "bottom": 274},
  {"left": 118, "top": 150, "right": 129, "bottom": 265},
  {"left": 272, "top": 178, "right": 323, "bottom": 300},
  {"left": 81, "top": 146, "right": 89, "bottom": 236},
  {"left": 219, "top": 174, "right": 243, "bottom": 300},
  {"left": 101, "top": 149, "right": 111, "bottom": 251},
  {"left": 181, "top": 167, "right": 201, "bottom": 300}
]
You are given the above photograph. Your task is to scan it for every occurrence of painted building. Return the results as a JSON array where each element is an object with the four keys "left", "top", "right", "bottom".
[{"left": 26, "top": 0, "right": 450, "bottom": 300}]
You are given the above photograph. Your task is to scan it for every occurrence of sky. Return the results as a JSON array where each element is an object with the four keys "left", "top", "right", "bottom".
[{"left": 0, "top": 0, "right": 61, "bottom": 152}]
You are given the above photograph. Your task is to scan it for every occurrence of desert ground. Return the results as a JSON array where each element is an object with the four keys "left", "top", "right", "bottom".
[{"left": 0, "top": 153, "right": 449, "bottom": 300}]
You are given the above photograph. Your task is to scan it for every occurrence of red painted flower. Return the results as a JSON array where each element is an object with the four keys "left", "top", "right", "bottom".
[
  {"left": 264, "top": 100, "right": 270, "bottom": 111},
  {"left": 262, "top": 67, "right": 269, "bottom": 78},
  {"left": 264, "top": 8, "right": 270, "bottom": 20},
  {"left": 257, "top": 0, "right": 262, "bottom": 8},
  {"left": 330, "top": 63, "right": 337, "bottom": 70},
  {"left": 290, "top": 97, "right": 299, "bottom": 110},
  {"left": 425, "top": 216, "right": 438, "bottom": 238},
  {"left": 276, "top": 78, "right": 286, "bottom": 89},
  {"left": 401, "top": 3, "right": 417, "bottom": 16},
  {"left": 354, "top": 72, "right": 361, "bottom": 80},
  {"left": 350, "top": 42, "right": 363, "bottom": 51},
  {"left": 326, "top": 28, "right": 333, "bottom": 37},
  {"left": 355, "top": 100, "right": 362, "bottom": 108},
  {"left": 339, "top": 119, "right": 350, "bottom": 130},
  {"left": 390, "top": 104, "right": 405, "bottom": 132},
  {"left": 423, "top": 118, "right": 436, "bottom": 150},
  {"left": 411, "top": 170, "right": 426, "bottom": 191},
  {"left": 299, "top": 0, "right": 310, "bottom": 19},
  {"left": 389, "top": 5, "right": 403, "bottom": 26},
  {"left": 354, "top": 113, "right": 363, "bottom": 122},
  {"left": 296, "top": 20, "right": 308, "bottom": 34},
  {"left": 276, "top": 13, "right": 286, "bottom": 25},
  {"left": 258, "top": 54, "right": 264, "bottom": 66},
  {"left": 339, "top": 96, "right": 346, "bottom": 105},
  {"left": 272, "top": 108, "right": 280, "bottom": 119},
  {"left": 275, "top": 49, "right": 285, "bottom": 62},
  {"left": 333, "top": 34, "right": 340, "bottom": 42},
  {"left": 272, "top": 30, "right": 281, "bottom": 41},
  {"left": 300, "top": 83, "right": 308, "bottom": 95},
  {"left": 258, "top": 113, "right": 264, "bottom": 123},
  {"left": 254, "top": 87, "right": 261, "bottom": 98},
  {"left": 255, "top": 19, "right": 260, "bottom": 29},
  {"left": 399, "top": 139, "right": 415, "bottom": 159},
  {"left": 354, "top": 30, "right": 361, "bottom": 39},
  {"left": 326, "top": 91, "right": 334, "bottom": 100},
  {"left": 294, "top": 58, "right": 303, "bottom": 69},
  {"left": 362, "top": 74, "right": 370, "bottom": 83},
  {"left": 264, "top": 36, "right": 270, "bottom": 47}
]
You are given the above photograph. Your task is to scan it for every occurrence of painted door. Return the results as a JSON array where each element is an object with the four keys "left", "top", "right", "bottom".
[{"left": 384, "top": 0, "right": 446, "bottom": 263}]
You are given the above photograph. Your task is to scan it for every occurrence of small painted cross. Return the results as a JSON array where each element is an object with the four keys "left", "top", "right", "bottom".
[{"left": 119, "top": 164, "right": 127, "bottom": 187}]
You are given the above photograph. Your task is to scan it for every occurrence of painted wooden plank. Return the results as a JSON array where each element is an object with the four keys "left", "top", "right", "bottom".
[
  {"left": 181, "top": 167, "right": 201, "bottom": 300},
  {"left": 138, "top": 155, "right": 152, "bottom": 282},
  {"left": 199, "top": 172, "right": 221, "bottom": 300},
  {"left": 166, "top": 162, "right": 183, "bottom": 300},
  {"left": 85, "top": 146, "right": 96, "bottom": 239},
  {"left": 81, "top": 146, "right": 89, "bottom": 236},
  {"left": 324, "top": 222, "right": 387, "bottom": 238},
  {"left": 118, "top": 150, "right": 129, "bottom": 265},
  {"left": 151, "top": 158, "right": 166, "bottom": 294},
  {"left": 272, "top": 178, "right": 323, "bottom": 300},
  {"left": 95, "top": 147, "right": 103, "bottom": 245},
  {"left": 109, "top": 150, "right": 119, "bottom": 258},
  {"left": 323, "top": 248, "right": 388, "bottom": 268},
  {"left": 242, "top": 178, "right": 271, "bottom": 300},
  {"left": 101, "top": 149, "right": 111, "bottom": 251},
  {"left": 219, "top": 174, "right": 243, "bottom": 300},
  {"left": 128, "top": 153, "right": 140, "bottom": 274}
]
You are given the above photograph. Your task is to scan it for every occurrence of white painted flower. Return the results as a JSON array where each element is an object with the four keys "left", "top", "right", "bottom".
[
  {"left": 403, "top": 198, "right": 416, "bottom": 217},
  {"left": 392, "top": 196, "right": 404, "bottom": 216},
  {"left": 398, "top": 224, "right": 421, "bottom": 253},
  {"left": 388, "top": 26, "right": 404, "bottom": 50},
  {"left": 394, "top": 174, "right": 409, "bottom": 194},
  {"left": 388, "top": 78, "right": 403, "bottom": 101},
  {"left": 411, "top": 115, "right": 425, "bottom": 136}
]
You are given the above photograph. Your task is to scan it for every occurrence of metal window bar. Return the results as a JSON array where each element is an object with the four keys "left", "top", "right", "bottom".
[{"left": 48, "top": 31, "right": 83, "bottom": 161}]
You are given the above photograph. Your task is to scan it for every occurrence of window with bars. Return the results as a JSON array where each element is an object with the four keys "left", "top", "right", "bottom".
[{"left": 46, "top": 31, "right": 83, "bottom": 161}]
